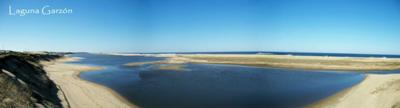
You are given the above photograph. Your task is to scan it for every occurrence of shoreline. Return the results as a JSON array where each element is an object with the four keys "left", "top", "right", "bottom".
[
  {"left": 309, "top": 74, "right": 400, "bottom": 108},
  {"left": 123, "top": 54, "right": 400, "bottom": 71},
  {"left": 42, "top": 56, "right": 137, "bottom": 108},
  {"left": 307, "top": 76, "right": 368, "bottom": 108},
  {"left": 156, "top": 54, "right": 400, "bottom": 71}
]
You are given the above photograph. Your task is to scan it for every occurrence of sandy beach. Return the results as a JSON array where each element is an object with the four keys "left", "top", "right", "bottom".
[
  {"left": 310, "top": 74, "right": 400, "bottom": 108},
  {"left": 42, "top": 57, "right": 136, "bottom": 108}
]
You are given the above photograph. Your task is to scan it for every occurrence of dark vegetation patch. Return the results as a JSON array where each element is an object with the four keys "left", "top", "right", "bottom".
[{"left": 0, "top": 51, "right": 64, "bottom": 108}]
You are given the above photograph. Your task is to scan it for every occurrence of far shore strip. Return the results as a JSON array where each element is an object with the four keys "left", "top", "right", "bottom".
[
  {"left": 123, "top": 54, "right": 400, "bottom": 71},
  {"left": 42, "top": 57, "right": 137, "bottom": 108}
]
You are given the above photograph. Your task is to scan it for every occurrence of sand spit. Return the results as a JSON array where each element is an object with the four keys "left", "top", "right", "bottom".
[
  {"left": 124, "top": 60, "right": 189, "bottom": 71},
  {"left": 155, "top": 54, "right": 400, "bottom": 71},
  {"left": 42, "top": 57, "right": 136, "bottom": 108}
]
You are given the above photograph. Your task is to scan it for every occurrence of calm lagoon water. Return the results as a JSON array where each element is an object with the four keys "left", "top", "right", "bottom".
[{"left": 69, "top": 53, "right": 365, "bottom": 108}]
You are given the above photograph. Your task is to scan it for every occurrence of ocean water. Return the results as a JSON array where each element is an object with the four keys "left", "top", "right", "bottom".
[
  {"left": 69, "top": 53, "right": 366, "bottom": 108},
  {"left": 129, "top": 51, "right": 400, "bottom": 58}
]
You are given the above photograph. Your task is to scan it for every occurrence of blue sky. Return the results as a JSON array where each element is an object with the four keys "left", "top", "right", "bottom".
[{"left": 0, "top": 0, "right": 399, "bottom": 54}]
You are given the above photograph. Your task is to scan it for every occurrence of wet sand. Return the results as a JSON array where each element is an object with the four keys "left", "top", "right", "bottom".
[{"left": 42, "top": 57, "right": 136, "bottom": 108}]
